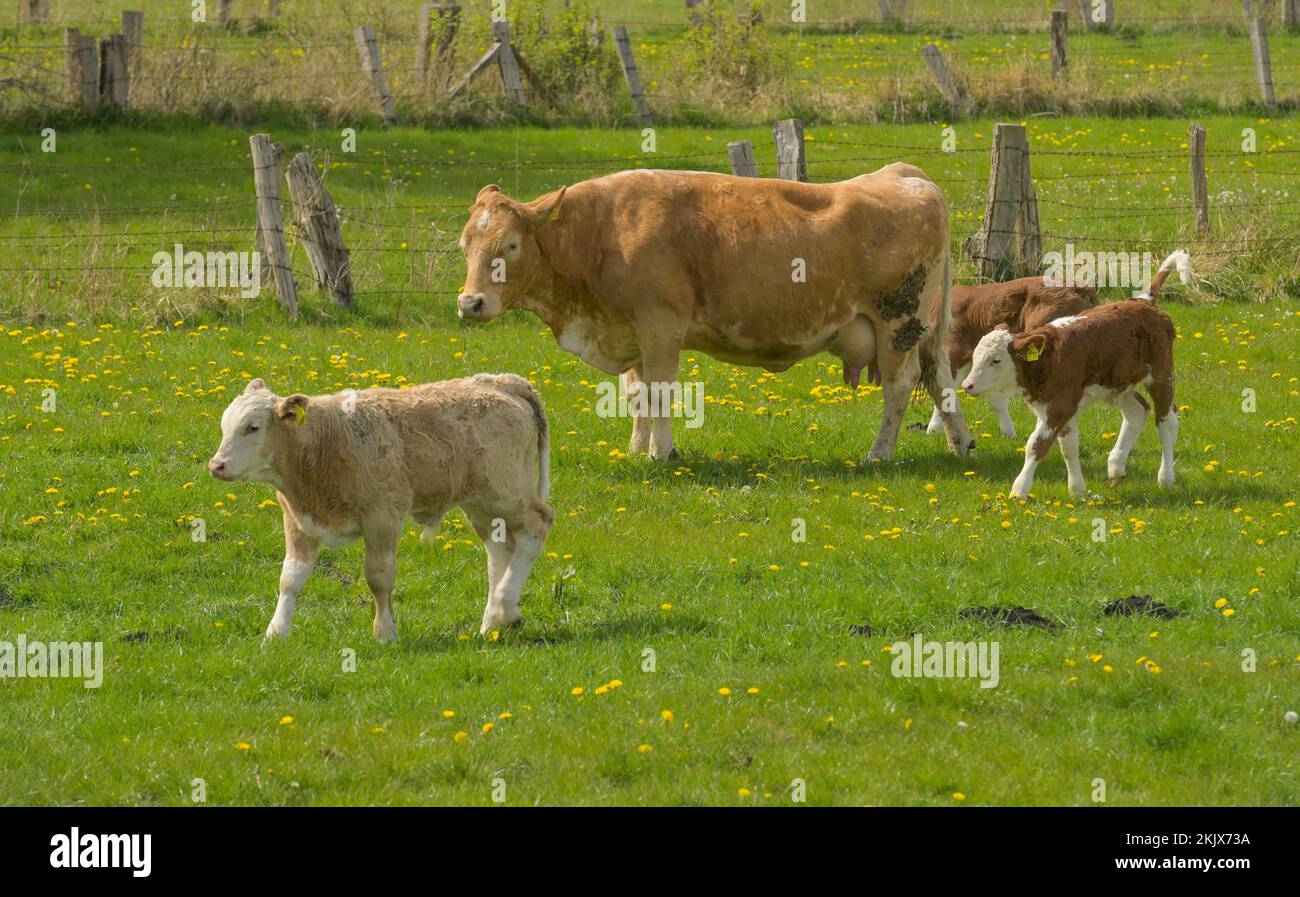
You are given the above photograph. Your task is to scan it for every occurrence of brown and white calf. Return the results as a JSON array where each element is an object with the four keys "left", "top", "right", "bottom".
[
  {"left": 961, "top": 250, "right": 1189, "bottom": 498},
  {"left": 926, "top": 278, "right": 1096, "bottom": 438},
  {"left": 208, "top": 374, "right": 553, "bottom": 640}
]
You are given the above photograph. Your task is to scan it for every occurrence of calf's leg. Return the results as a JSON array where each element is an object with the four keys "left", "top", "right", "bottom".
[
  {"left": 266, "top": 513, "right": 319, "bottom": 642},
  {"left": 363, "top": 525, "right": 400, "bottom": 643},
  {"left": 1107, "top": 390, "right": 1148, "bottom": 485},
  {"left": 1056, "top": 415, "right": 1086, "bottom": 496},
  {"left": 1148, "top": 374, "right": 1178, "bottom": 488},
  {"left": 1011, "top": 408, "right": 1060, "bottom": 498},
  {"left": 988, "top": 394, "right": 1016, "bottom": 439},
  {"left": 480, "top": 503, "right": 552, "bottom": 635},
  {"left": 469, "top": 511, "right": 515, "bottom": 631}
]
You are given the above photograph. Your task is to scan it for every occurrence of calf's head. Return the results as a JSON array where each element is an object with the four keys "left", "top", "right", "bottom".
[
  {"left": 963, "top": 328, "right": 1051, "bottom": 398},
  {"left": 208, "top": 379, "right": 308, "bottom": 482},
  {"left": 457, "top": 183, "right": 566, "bottom": 322}
]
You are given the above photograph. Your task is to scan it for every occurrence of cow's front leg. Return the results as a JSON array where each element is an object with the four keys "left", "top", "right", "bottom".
[
  {"left": 363, "top": 524, "right": 400, "bottom": 644},
  {"left": 638, "top": 340, "right": 683, "bottom": 460},
  {"left": 469, "top": 511, "right": 515, "bottom": 634},
  {"left": 265, "top": 510, "right": 318, "bottom": 643},
  {"left": 1057, "top": 414, "right": 1086, "bottom": 496},
  {"left": 867, "top": 346, "right": 920, "bottom": 462},
  {"left": 622, "top": 366, "right": 651, "bottom": 455},
  {"left": 1010, "top": 410, "right": 1059, "bottom": 499},
  {"left": 480, "top": 505, "right": 551, "bottom": 635}
]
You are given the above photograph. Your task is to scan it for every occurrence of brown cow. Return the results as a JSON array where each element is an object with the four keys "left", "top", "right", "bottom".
[
  {"left": 455, "top": 166, "right": 973, "bottom": 463},
  {"left": 207, "top": 374, "right": 553, "bottom": 640},
  {"left": 961, "top": 250, "right": 1189, "bottom": 498},
  {"left": 926, "top": 278, "right": 1097, "bottom": 438}
]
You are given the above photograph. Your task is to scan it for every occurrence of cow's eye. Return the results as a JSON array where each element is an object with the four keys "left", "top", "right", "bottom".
[
  {"left": 992, "top": 358, "right": 1000, "bottom": 364},
  {"left": 507, "top": 242, "right": 518, "bottom": 251},
  {"left": 246, "top": 423, "right": 259, "bottom": 433}
]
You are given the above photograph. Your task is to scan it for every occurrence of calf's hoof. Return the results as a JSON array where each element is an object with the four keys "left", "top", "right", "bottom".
[
  {"left": 480, "top": 609, "right": 522, "bottom": 636},
  {"left": 263, "top": 622, "right": 290, "bottom": 645},
  {"left": 373, "top": 619, "right": 398, "bottom": 644},
  {"left": 1108, "top": 475, "right": 1125, "bottom": 487}
]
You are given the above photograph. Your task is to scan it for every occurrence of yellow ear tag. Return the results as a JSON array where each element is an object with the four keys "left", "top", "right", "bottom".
[
  {"left": 293, "top": 403, "right": 307, "bottom": 425},
  {"left": 1025, "top": 343, "right": 1041, "bottom": 362},
  {"left": 549, "top": 205, "right": 560, "bottom": 221}
]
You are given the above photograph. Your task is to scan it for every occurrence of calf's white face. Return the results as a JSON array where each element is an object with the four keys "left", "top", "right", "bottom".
[
  {"left": 208, "top": 379, "right": 283, "bottom": 482},
  {"left": 962, "top": 329, "right": 1020, "bottom": 398}
]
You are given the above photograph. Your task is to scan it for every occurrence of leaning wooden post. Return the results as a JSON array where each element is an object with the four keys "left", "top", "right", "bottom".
[
  {"left": 64, "top": 28, "right": 83, "bottom": 102},
  {"left": 285, "top": 153, "right": 355, "bottom": 309},
  {"left": 249, "top": 134, "right": 298, "bottom": 316},
  {"left": 1285, "top": 0, "right": 1299, "bottom": 28},
  {"left": 613, "top": 26, "right": 653, "bottom": 127},
  {"left": 98, "top": 34, "right": 129, "bottom": 107},
  {"left": 1050, "top": 10, "right": 1068, "bottom": 77},
  {"left": 921, "top": 44, "right": 971, "bottom": 116},
  {"left": 76, "top": 34, "right": 99, "bottom": 111},
  {"left": 1249, "top": 18, "right": 1275, "bottom": 107},
  {"left": 354, "top": 25, "right": 397, "bottom": 125},
  {"left": 965, "top": 123, "right": 1040, "bottom": 281},
  {"left": 122, "top": 11, "right": 144, "bottom": 72},
  {"left": 416, "top": 3, "right": 435, "bottom": 83},
  {"left": 728, "top": 140, "right": 757, "bottom": 177},
  {"left": 1188, "top": 123, "right": 1210, "bottom": 236},
  {"left": 434, "top": 3, "right": 461, "bottom": 85},
  {"left": 774, "top": 119, "right": 806, "bottom": 182},
  {"left": 492, "top": 21, "right": 526, "bottom": 107}
]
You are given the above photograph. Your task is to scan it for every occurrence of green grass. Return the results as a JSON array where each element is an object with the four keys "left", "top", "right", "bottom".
[{"left": 1, "top": 118, "right": 1298, "bottom": 805}]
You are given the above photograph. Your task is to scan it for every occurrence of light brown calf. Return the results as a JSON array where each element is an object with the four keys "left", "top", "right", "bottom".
[
  {"left": 926, "top": 278, "right": 1096, "bottom": 438},
  {"left": 208, "top": 374, "right": 553, "bottom": 640},
  {"left": 961, "top": 251, "right": 1188, "bottom": 497}
]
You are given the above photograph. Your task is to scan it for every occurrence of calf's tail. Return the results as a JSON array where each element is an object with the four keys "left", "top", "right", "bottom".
[
  {"left": 477, "top": 373, "right": 550, "bottom": 501},
  {"left": 1140, "top": 250, "right": 1191, "bottom": 302}
]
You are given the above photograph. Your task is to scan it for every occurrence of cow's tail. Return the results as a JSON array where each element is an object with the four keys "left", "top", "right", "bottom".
[
  {"left": 1139, "top": 249, "right": 1191, "bottom": 302},
  {"left": 919, "top": 247, "right": 953, "bottom": 399},
  {"left": 475, "top": 373, "right": 550, "bottom": 501}
]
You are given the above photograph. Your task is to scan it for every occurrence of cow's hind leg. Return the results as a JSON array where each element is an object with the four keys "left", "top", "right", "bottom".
[
  {"left": 468, "top": 509, "right": 515, "bottom": 633},
  {"left": 1148, "top": 375, "right": 1178, "bottom": 488},
  {"left": 638, "top": 335, "right": 684, "bottom": 460},
  {"left": 867, "top": 345, "right": 920, "bottom": 463},
  {"left": 480, "top": 501, "right": 553, "bottom": 635},
  {"left": 1107, "top": 390, "right": 1148, "bottom": 486},
  {"left": 362, "top": 523, "right": 400, "bottom": 643}
]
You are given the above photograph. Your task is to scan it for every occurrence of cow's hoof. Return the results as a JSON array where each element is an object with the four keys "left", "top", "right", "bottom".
[
  {"left": 373, "top": 620, "right": 398, "bottom": 644},
  {"left": 263, "top": 623, "right": 290, "bottom": 645},
  {"left": 648, "top": 446, "right": 678, "bottom": 461},
  {"left": 1108, "top": 475, "right": 1125, "bottom": 487},
  {"left": 480, "top": 610, "right": 522, "bottom": 636}
]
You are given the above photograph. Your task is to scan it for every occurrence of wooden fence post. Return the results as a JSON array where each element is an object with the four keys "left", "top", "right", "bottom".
[
  {"left": 249, "top": 134, "right": 298, "bottom": 316},
  {"left": 878, "top": 0, "right": 907, "bottom": 23},
  {"left": 122, "top": 11, "right": 144, "bottom": 71},
  {"left": 285, "top": 152, "right": 355, "bottom": 309},
  {"left": 76, "top": 34, "right": 99, "bottom": 111},
  {"left": 1050, "top": 10, "right": 1068, "bottom": 76},
  {"left": 492, "top": 21, "right": 526, "bottom": 106},
  {"left": 728, "top": 140, "right": 757, "bottom": 177},
  {"left": 65, "top": 28, "right": 82, "bottom": 102},
  {"left": 774, "top": 119, "right": 806, "bottom": 181},
  {"left": 354, "top": 26, "right": 397, "bottom": 125},
  {"left": 434, "top": 3, "right": 461, "bottom": 84},
  {"left": 1188, "top": 123, "right": 1210, "bottom": 236},
  {"left": 964, "top": 123, "right": 1041, "bottom": 281},
  {"left": 685, "top": 0, "right": 703, "bottom": 26},
  {"left": 613, "top": 26, "right": 653, "bottom": 127},
  {"left": 1285, "top": 0, "right": 1299, "bottom": 28},
  {"left": 20, "top": 0, "right": 49, "bottom": 24},
  {"left": 416, "top": 3, "right": 435, "bottom": 83},
  {"left": 921, "top": 44, "right": 971, "bottom": 116},
  {"left": 99, "top": 34, "right": 129, "bottom": 107},
  {"left": 1249, "top": 18, "right": 1275, "bottom": 107},
  {"left": 1077, "top": 0, "right": 1115, "bottom": 30}
]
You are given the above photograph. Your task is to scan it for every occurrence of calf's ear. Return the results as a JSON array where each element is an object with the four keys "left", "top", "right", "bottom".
[
  {"left": 1011, "top": 332, "right": 1051, "bottom": 362},
  {"left": 527, "top": 186, "right": 567, "bottom": 230},
  {"left": 245, "top": 378, "right": 267, "bottom": 394},
  {"left": 476, "top": 184, "right": 501, "bottom": 203},
  {"left": 276, "top": 394, "right": 309, "bottom": 424}
]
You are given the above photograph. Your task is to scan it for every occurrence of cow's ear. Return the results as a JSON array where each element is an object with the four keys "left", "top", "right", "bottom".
[
  {"left": 476, "top": 184, "right": 501, "bottom": 203},
  {"left": 1011, "top": 332, "right": 1050, "bottom": 362},
  {"left": 276, "top": 394, "right": 309, "bottom": 424},
  {"left": 527, "top": 186, "right": 567, "bottom": 230},
  {"left": 245, "top": 378, "right": 267, "bottom": 394}
]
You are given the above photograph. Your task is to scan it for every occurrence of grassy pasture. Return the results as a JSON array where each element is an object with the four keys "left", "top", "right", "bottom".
[
  {"left": 0, "top": 116, "right": 1298, "bottom": 805},
  {"left": 3, "top": 0, "right": 1300, "bottom": 125}
]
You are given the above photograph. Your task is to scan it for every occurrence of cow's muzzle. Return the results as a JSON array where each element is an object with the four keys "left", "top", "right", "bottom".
[{"left": 457, "top": 292, "right": 487, "bottom": 320}]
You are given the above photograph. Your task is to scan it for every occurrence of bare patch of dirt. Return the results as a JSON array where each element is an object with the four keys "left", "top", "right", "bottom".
[
  {"left": 959, "top": 606, "right": 1061, "bottom": 630},
  {"left": 1103, "top": 594, "right": 1180, "bottom": 619}
]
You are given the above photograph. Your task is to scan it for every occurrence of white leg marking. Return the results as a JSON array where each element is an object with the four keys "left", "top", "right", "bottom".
[
  {"left": 481, "top": 531, "right": 545, "bottom": 635},
  {"left": 267, "top": 557, "right": 314, "bottom": 641},
  {"left": 1011, "top": 412, "right": 1052, "bottom": 498},
  {"left": 1156, "top": 411, "right": 1178, "bottom": 488},
  {"left": 1057, "top": 416, "right": 1085, "bottom": 496},
  {"left": 1107, "top": 391, "right": 1148, "bottom": 484},
  {"left": 988, "top": 394, "right": 1017, "bottom": 439}
]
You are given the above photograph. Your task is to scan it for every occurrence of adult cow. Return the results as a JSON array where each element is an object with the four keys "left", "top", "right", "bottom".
[{"left": 456, "top": 166, "right": 973, "bottom": 462}]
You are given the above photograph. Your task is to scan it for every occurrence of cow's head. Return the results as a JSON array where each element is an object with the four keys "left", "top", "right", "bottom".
[
  {"left": 456, "top": 183, "right": 566, "bottom": 321},
  {"left": 208, "top": 379, "right": 308, "bottom": 482},
  {"left": 963, "top": 328, "right": 1050, "bottom": 398}
]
